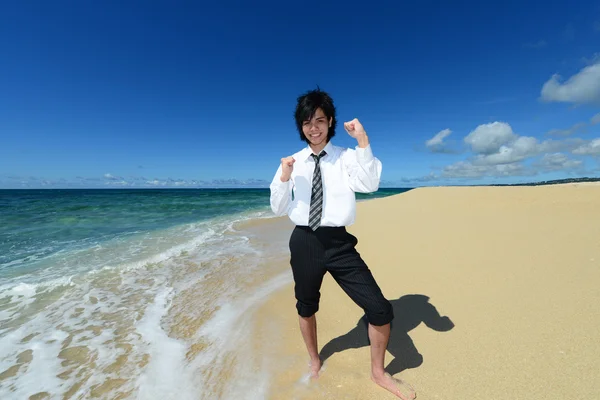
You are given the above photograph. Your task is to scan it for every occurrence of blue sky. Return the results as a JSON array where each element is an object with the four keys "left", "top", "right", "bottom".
[{"left": 1, "top": 0, "right": 599, "bottom": 189}]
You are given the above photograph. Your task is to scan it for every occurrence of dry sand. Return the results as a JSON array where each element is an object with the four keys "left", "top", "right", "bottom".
[{"left": 255, "top": 184, "right": 600, "bottom": 399}]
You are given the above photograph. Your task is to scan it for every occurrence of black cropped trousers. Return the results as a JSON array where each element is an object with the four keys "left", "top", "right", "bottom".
[{"left": 288, "top": 225, "right": 393, "bottom": 326}]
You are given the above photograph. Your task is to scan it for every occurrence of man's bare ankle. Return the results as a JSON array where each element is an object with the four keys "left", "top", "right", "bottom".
[{"left": 371, "top": 369, "right": 387, "bottom": 379}]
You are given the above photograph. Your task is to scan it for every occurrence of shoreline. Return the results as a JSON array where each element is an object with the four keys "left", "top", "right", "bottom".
[
  {"left": 3, "top": 184, "right": 599, "bottom": 399},
  {"left": 0, "top": 204, "right": 294, "bottom": 400},
  {"left": 250, "top": 184, "right": 600, "bottom": 399}
]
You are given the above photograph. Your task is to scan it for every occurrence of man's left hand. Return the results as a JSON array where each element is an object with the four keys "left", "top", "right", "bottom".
[
  {"left": 343, "top": 118, "right": 366, "bottom": 138},
  {"left": 344, "top": 118, "right": 369, "bottom": 147}
]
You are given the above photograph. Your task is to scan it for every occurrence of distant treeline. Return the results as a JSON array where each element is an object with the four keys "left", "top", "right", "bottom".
[{"left": 489, "top": 177, "right": 600, "bottom": 187}]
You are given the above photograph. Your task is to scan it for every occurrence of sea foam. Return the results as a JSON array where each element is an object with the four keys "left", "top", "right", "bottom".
[{"left": 0, "top": 211, "right": 290, "bottom": 400}]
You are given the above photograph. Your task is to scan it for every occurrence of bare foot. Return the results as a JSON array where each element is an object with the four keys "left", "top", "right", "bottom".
[
  {"left": 371, "top": 372, "right": 416, "bottom": 400},
  {"left": 308, "top": 358, "right": 322, "bottom": 379}
]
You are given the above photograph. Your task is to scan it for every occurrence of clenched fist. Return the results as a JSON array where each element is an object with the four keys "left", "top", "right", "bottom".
[
  {"left": 280, "top": 156, "right": 295, "bottom": 182},
  {"left": 344, "top": 118, "right": 370, "bottom": 148},
  {"left": 343, "top": 118, "right": 366, "bottom": 138}
]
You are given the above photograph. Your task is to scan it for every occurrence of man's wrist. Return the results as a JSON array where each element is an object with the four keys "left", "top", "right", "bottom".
[
  {"left": 356, "top": 134, "right": 369, "bottom": 148},
  {"left": 280, "top": 175, "right": 291, "bottom": 182}
]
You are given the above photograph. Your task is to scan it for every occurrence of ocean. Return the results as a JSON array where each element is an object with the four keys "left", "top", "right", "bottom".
[{"left": 0, "top": 188, "right": 408, "bottom": 399}]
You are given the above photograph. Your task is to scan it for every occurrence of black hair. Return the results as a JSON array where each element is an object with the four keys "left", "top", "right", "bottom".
[{"left": 294, "top": 87, "right": 337, "bottom": 144}]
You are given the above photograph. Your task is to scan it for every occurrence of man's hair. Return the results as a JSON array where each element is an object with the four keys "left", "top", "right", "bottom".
[{"left": 294, "top": 87, "right": 337, "bottom": 143}]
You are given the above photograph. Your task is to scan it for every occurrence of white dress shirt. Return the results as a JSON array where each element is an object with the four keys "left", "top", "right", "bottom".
[{"left": 269, "top": 140, "right": 382, "bottom": 227}]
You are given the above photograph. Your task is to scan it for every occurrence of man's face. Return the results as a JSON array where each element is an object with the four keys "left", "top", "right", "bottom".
[{"left": 302, "top": 108, "right": 331, "bottom": 146}]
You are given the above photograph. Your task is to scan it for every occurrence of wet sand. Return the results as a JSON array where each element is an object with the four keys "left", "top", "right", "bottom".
[{"left": 255, "top": 184, "right": 600, "bottom": 399}]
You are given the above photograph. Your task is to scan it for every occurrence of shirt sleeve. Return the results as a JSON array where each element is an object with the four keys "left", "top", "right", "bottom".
[
  {"left": 269, "top": 164, "right": 293, "bottom": 216},
  {"left": 343, "top": 144, "right": 382, "bottom": 193}
]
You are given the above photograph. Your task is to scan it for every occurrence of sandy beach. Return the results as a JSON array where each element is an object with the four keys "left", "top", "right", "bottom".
[{"left": 255, "top": 184, "right": 600, "bottom": 399}]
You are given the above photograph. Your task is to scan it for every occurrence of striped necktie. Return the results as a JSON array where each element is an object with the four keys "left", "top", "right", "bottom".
[{"left": 308, "top": 150, "right": 327, "bottom": 231}]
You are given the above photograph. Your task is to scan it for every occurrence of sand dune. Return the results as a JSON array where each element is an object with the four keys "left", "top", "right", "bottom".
[{"left": 256, "top": 184, "right": 600, "bottom": 399}]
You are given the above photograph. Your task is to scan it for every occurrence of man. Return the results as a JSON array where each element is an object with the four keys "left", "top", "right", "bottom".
[{"left": 269, "top": 88, "right": 415, "bottom": 399}]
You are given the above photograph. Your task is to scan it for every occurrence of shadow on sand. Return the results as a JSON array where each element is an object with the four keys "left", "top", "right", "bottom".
[{"left": 319, "top": 294, "right": 454, "bottom": 375}]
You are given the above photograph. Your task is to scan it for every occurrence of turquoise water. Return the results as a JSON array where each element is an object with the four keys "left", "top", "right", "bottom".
[
  {"left": 0, "top": 187, "right": 408, "bottom": 399},
  {"left": 0, "top": 188, "right": 407, "bottom": 280},
  {"left": 0, "top": 189, "right": 273, "bottom": 278}
]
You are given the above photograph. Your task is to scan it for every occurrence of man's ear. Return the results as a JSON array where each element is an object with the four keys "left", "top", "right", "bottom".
[{"left": 329, "top": 117, "right": 332, "bottom": 127}]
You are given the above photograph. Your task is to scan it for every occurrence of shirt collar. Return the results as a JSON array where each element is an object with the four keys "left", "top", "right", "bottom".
[{"left": 303, "top": 141, "right": 334, "bottom": 162}]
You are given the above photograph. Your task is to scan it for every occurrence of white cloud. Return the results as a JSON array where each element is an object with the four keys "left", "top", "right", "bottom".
[
  {"left": 540, "top": 61, "right": 600, "bottom": 104},
  {"left": 0, "top": 175, "right": 269, "bottom": 189},
  {"left": 146, "top": 178, "right": 188, "bottom": 186},
  {"left": 105, "top": 180, "right": 130, "bottom": 186},
  {"left": 547, "top": 122, "right": 587, "bottom": 136},
  {"left": 582, "top": 53, "right": 600, "bottom": 66},
  {"left": 572, "top": 138, "right": 600, "bottom": 156},
  {"left": 538, "top": 138, "right": 586, "bottom": 153},
  {"left": 472, "top": 136, "right": 540, "bottom": 165},
  {"left": 464, "top": 122, "right": 517, "bottom": 154},
  {"left": 103, "top": 173, "right": 123, "bottom": 181},
  {"left": 425, "top": 129, "right": 452, "bottom": 152},
  {"left": 463, "top": 122, "right": 585, "bottom": 167},
  {"left": 394, "top": 173, "right": 439, "bottom": 185},
  {"left": 591, "top": 113, "right": 600, "bottom": 125},
  {"left": 420, "top": 119, "right": 595, "bottom": 181},
  {"left": 535, "top": 153, "right": 583, "bottom": 171},
  {"left": 441, "top": 152, "right": 584, "bottom": 179},
  {"left": 442, "top": 161, "right": 527, "bottom": 178}
]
